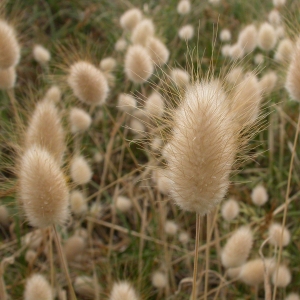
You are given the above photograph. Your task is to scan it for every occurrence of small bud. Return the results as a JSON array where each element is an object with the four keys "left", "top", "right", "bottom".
[
  {"left": 221, "top": 227, "right": 253, "bottom": 268},
  {"left": 33, "top": 45, "right": 51, "bottom": 65},
  {"left": 258, "top": 23, "right": 277, "bottom": 51},
  {"left": 238, "top": 24, "right": 257, "bottom": 53},
  {"left": 125, "top": 45, "right": 154, "bottom": 83},
  {"left": 146, "top": 37, "right": 169, "bottom": 66},
  {"left": 109, "top": 281, "right": 139, "bottom": 300},
  {"left": 131, "top": 19, "right": 155, "bottom": 46},
  {"left": 44, "top": 85, "right": 61, "bottom": 103},
  {"left": 179, "top": 231, "right": 190, "bottom": 244},
  {"left": 118, "top": 94, "right": 136, "bottom": 112},
  {"left": 221, "top": 198, "right": 239, "bottom": 222},
  {"left": 254, "top": 53, "right": 264, "bottom": 65},
  {"left": 164, "top": 220, "right": 178, "bottom": 236},
  {"left": 70, "top": 190, "right": 88, "bottom": 216},
  {"left": 100, "top": 57, "right": 117, "bottom": 73},
  {"left": 120, "top": 8, "right": 142, "bottom": 31},
  {"left": 220, "top": 29, "right": 231, "bottom": 42},
  {"left": 115, "top": 38, "right": 127, "bottom": 52},
  {"left": 272, "top": 265, "right": 291, "bottom": 288},
  {"left": 259, "top": 71, "right": 278, "bottom": 95},
  {"left": 69, "top": 107, "right": 92, "bottom": 133},
  {"left": 178, "top": 25, "right": 194, "bottom": 40},
  {"left": 177, "top": 0, "right": 191, "bottom": 15},
  {"left": 275, "top": 38, "right": 294, "bottom": 64},
  {"left": 170, "top": 68, "right": 190, "bottom": 87},
  {"left": 239, "top": 258, "right": 275, "bottom": 286},
  {"left": 70, "top": 156, "right": 92, "bottom": 185},
  {"left": 64, "top": 235, "right": 85, "bottom": 262},
  {"left": 0, "top": 67, "right": 16, "bottom": 89},
  {"left": 251, "top": 184, "right": 268, "bottom": 206},
  {"left": 268, "top": 223, "right": 291, "bottom": 247},
  {"left": 145, "top": 92, "right": 164, "bottom": 117},
  {"left": 24, "top": 274, "right": 52, "bottom": 300},
  {"left": 68, "top": 61, "right": 109, "bottom": 106},
  {"left": 151, "top": 271, "right": 168, "bottom": 288},
  {"left": 74, "top": 276, "right": 101, "bottom": 299},
  {"left": 115, "top": 196, "right": 132, "bottom": 213}
]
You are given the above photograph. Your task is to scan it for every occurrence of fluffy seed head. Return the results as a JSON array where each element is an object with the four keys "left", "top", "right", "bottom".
[
  {"left": 238, "top": 24, "right": 257, "bottom": 53},
  {"left": 286, "top": 40, "right": 300, "bottom": 101},
  {"left": 25, "top": 249, "right": 37, "bottom": 264},
  {"left": 22, "top": 229, "right": 43, "bottom": 249},
  {"left": 227, "top": 267, "right": 241, "bottom": 278},
  {"left": 221, "top": 44, "right": 231, "bottom": 57},
  {"left": 151, "top": 271, "right": 168, "bottom": 288},
  {"left": 276, "top": 26, "right": 285, "bottom": 39},
  {"left": 69, "top": 107, "right": 92, "bottom": 133},
  {"left": 178, "top": 25, "right": 194, "bottom": 40},
  {"left": 130, "top": 119, "right": 145, "bottom": 137},
  {"left": 231, "top": 73, "right": 261, "bottom": 126},
  {"left": 286, "top": 293, "right": 300, "bottom": 300},
  {"left": 179, "top": 231, "right": 190, "bottom": 244},
  {"left": 70, "top": 190, "right": 87, "bottom": 216},
  {"left": 100, "top": 57, "right": 116, "bottom": 73},
  {"left": 272, "top": 265, "right": 291, "bottom": 287},
  {"left": 118, "top": 93, "right": 137, "bottom": 112},
  {"left": 33, "top": 45, "right": 51, "bottom": 65},
  {"left": 229, "top": 43, "right": 244, "bottom": 60},
  {"left": 131, "top": 19, "right": 155, "bottom": 46},
  {"left": 94, "top": 152, "right": 103, "bottom": 163},
  {"left": 154, "top": 168, "right": 172, "bottom": 195},
  {"left": 115, "top": 196, "right": 132, "bottom": 213},
  {"left": 275, "top": 38, "right": 294, "bottom": 63},
  {"left": 125, "top": 45, "right": 154, "bottom": 83},
  {"left": 24, "top": 274, "right": 52, "bottom": 300},
  {"left": 64, "top": 235, "right": 85, "bottom": 262},
  {"left": 268, "top": 10, "right": 281, "bottom": 26},
  {"left": 254, "top": 53, "right": 264, "bottom": 65},
  {"left": 226, "top": 67, "right": 244, "bottom": 85},
  {"left": 221, "top": 226, "right": 253, "bottom": 268},
  {"left": 115, "top": 38, "right": 127, "bottom": 52},
  {"left": 110, "top": 281, "right": 139, "bottom": 300},
  {"left": 19, "top": 146, "right": 69, "bottom": 228},
  {"left": 68, "top": 61, "right": 109, "bottom": 106},
  {"left": 167, "top": 82, "right": 238, "bottom": 215},
  {"left": 251, "top": 184, "right": 268, "bottom": 206},
  {"left": 0, "top": 67, "right": 16, "bottom": 89},
  {"left": 120, "top": 8, "right": 142, "bottom": 31},
  {"left": 273, "top": 0, "right": 286, "bottom": 7},
  {"left": 221, "top": 198, "right": 239, "bottom": 221},
  {"left": 25, "top": 100, "right": 65, "bottom": 163},
  {"left": 0, "top": 20, "right": 20, "bottom": 69},
  {"left": 164, "top": 220, "right": 178, "bottom": 236},
  {"left": 74, "top": 276, "right": 100, "bottom": 299},
  {"left": 145, "top": 92, "right": 164, "bottom": 117},
  {"left": 90, "top": 202, "right": 103, "bottom": 218},
  {"left": 268, "top": 223, "right": 291, "bottom": 247},
  {"left": 220, "top": 29, "right": 231, "bottom": 42},
  {"left": 151, "top": 137, "right": 162, "bottom": 151},
  {"left": 239, "top": 258, "right": 275, "bottom": 286},
  {"left": 45, "top": 85, "right": 61, "bottom": 103},
  {"left": 170, "top": 68, "right": 190, "bottom": 87},
  {"left": 70, "top": 156, "right": 92, "bottom": 185},
  {"left": 259, "top": 72, "right": 277, "bottom": 95},
  {"left": 258, "top": 23, "right": 277, "bottom": 51},
  {"left": 146, "top": 37, "right": 169, "bottom": 66},
  {"left": 0, "top": 205, "right": 9, "bottom": 226},
  {"left": 177, "top": 0, "right": 191, "bottom": 15}
]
